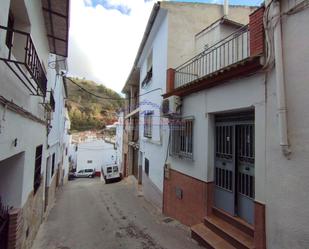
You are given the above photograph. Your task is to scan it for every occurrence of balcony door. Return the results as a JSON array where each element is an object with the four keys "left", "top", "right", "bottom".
[{"left": 214, "top": 112, "right": 255, "bottom": 225}]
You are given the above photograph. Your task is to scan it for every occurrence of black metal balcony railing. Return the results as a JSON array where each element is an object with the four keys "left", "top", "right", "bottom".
[
  {"left": 0, "top": 25, "right": 47, "bottom": 96},
  {"left": 175, "top": 25, "right": 250, "bottom": 89}
]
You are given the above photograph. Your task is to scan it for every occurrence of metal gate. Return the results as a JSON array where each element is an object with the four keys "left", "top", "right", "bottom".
[
  {"left": 0, "top": 198, "right": 9, "bottom": 249},
  {"left": 214, "top": 112, "right": 255, "bottom": 224}
]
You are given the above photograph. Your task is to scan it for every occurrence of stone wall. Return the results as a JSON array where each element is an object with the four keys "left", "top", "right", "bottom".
[{"left": 9, "top": 172, "right": 59, "bottom": 249}]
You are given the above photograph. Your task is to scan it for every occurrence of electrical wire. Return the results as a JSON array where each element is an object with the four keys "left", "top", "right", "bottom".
[
  {"left": 64, "top": 76, "right": 162, "bottom": 101},
  {"left": 263, "top": 0, "right": 309, "bottom": 71}
]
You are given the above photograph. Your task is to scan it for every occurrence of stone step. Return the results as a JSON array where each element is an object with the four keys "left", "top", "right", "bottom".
[
  {"left": 204, "top": 215, "right": 254, "bottom": 249},
  {"left": 212, "top": 207, "right": 254, "bottom": 237},
  {"left": 191, "top": 223, "right": 236, "bottom": 249}
]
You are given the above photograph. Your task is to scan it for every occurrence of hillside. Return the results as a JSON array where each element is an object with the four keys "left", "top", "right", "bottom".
[{"left": 66, "top": 77, "right": 123, "bottom": 132}]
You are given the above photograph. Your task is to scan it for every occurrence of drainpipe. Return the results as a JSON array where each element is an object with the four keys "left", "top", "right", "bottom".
[{"left": 273, "top": 1, "right": 291, "bottom": 157}]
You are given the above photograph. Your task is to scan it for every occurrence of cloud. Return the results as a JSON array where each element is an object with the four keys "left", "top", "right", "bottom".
[
  {"left": 85, "top": 0, "right": 132, "bottom": 15},
  {"left": 68, "top": 0, "right": 155, "bottom": 93}
]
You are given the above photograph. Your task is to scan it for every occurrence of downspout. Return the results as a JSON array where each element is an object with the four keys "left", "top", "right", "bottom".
[{"left": 273, "top": 1, "right": 291, "bottom": 157}]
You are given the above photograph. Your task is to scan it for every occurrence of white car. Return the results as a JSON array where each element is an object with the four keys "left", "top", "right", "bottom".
[
  {"left": 102, "top": 164, "right": 120, "bottom": 183},
  {"left": 74, "top": 168, "right": 96, "bottom": 178}
]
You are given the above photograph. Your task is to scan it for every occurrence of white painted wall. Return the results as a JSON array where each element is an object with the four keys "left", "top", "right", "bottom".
[
  {"left": 116, "top": 112, "right": 124, "bottom": 169},
  {"left": 0, "top": 0, "right": 67, "bottom": 207},
  {"left": 137, "top": 3, "right": 253, "bottom": 194},
  {"left": 77, "top": 140, "right": 117, "bottom": 172},
  {"left": 263, "top": 2, "right": 309, "bottom": 248},
  {"left": 46, "top": 53, "right": 69, "bottom": 186},
  {"left": 138, "top": 12, "right": 168, "bottom": 192},
  {"left": 62, "top": 110, "right": 71, "bottom": 181},
  {"left": 69, "top": 143, "right": 78, "bottom": 169},
  {"left": 168, "top": 73, "right": 266, "bottom": 202}
]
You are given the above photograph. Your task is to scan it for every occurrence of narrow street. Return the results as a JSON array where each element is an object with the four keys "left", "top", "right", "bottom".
[{"left": 31, "top": 178, "right": 202, "bottom": 249}]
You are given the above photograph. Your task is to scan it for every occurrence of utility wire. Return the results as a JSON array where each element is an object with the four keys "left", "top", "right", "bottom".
[{"left": 64, "top": 76, "right": 162, "bottom": 101}]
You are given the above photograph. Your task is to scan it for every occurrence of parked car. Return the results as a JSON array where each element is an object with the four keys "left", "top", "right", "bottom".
[
  {"left": 102, "top": 164, "right": 120, "bottom": 183},
  {"left": 74, "top": 168, "right": 96, "bottom": 178}
]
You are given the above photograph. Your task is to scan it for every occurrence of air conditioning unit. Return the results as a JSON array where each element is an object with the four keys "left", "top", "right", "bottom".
[{"left": 162, "top": 95, "right": 181, "bottom": 117}]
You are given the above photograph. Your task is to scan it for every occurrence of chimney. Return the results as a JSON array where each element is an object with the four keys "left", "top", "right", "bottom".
[{"left": 223, "top": 0, "right": 229, "bottom": 16}]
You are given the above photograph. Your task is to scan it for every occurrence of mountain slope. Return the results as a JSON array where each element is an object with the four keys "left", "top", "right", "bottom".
[{"left": 66, "top": 77, "right": 123, "bottom": 132}]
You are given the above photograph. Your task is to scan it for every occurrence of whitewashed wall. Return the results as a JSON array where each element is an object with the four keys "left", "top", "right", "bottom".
[
  {"left": 264, "top": 2, "right": 309, "bottom": 248},
  {"left": 0, "top": 0, "right": 51, "bottom": 207},
  {"left": 138, "top": 11, "right": 168, "bottom": 192},
  {"left": 168, "top": 73, "right": 266, "bottom": 202},
  {"left": 116, "top": 112, "right": 124, "bottom": 168},
  {"left": 77, "top": 140, "right": 117, "bottom": 172}
]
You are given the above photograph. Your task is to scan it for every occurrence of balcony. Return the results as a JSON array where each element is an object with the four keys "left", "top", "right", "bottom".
[
  {"left": 164, "top": 7, "right": 265, "bottom": 98},
  {"left": 0, "top": 25, "right": 47, "bottom": 97},
  {"left": 175, "top": 25, "right": 250, "bottom": 89}
]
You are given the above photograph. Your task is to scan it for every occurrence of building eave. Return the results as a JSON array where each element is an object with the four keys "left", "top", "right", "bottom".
[{"left": 42, "top": 0, "right": 70, "bottom": 57}]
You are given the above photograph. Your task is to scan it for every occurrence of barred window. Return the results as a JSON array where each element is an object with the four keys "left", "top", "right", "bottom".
[
  {"left": 170, "top": 118, "right": 194, "bottom": 159},
  {"left": 34, "top": 145, "right": 43, "bottom": 194},
  {"left": 144, "top": 111, "right": 153, "bottom": 138}
]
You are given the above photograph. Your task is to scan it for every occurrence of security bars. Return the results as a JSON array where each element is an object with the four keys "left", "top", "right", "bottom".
[
  {"left": 144, "top": 112, "right": 153, "bottom": 138},
  {"left": 170, "top": 118, "right": 194, "bottom": 159}
]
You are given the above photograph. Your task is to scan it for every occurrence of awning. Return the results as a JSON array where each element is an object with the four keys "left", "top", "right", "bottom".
[{"left": 42, "top": 0, "right": 70, "bottom": 57}]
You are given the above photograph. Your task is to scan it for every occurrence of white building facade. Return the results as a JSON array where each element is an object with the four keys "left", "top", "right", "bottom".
[
  {"left": 162, "top": 1, "right": 309, "bottom": 249},
  {"left": 115, "top": 111, "right": 124, "bottom": 172},
  {"left": 0, "top": 0, "right": 70, "bottom": 248},
  {"left": 125, "top": 1, "right": 254, "bottom": 210},
  {"left": 122, "top": 1, "right": 309, "bottom": 248},
  {"left": 76, "top": 139, "right": 117, "bottom": 175}
]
